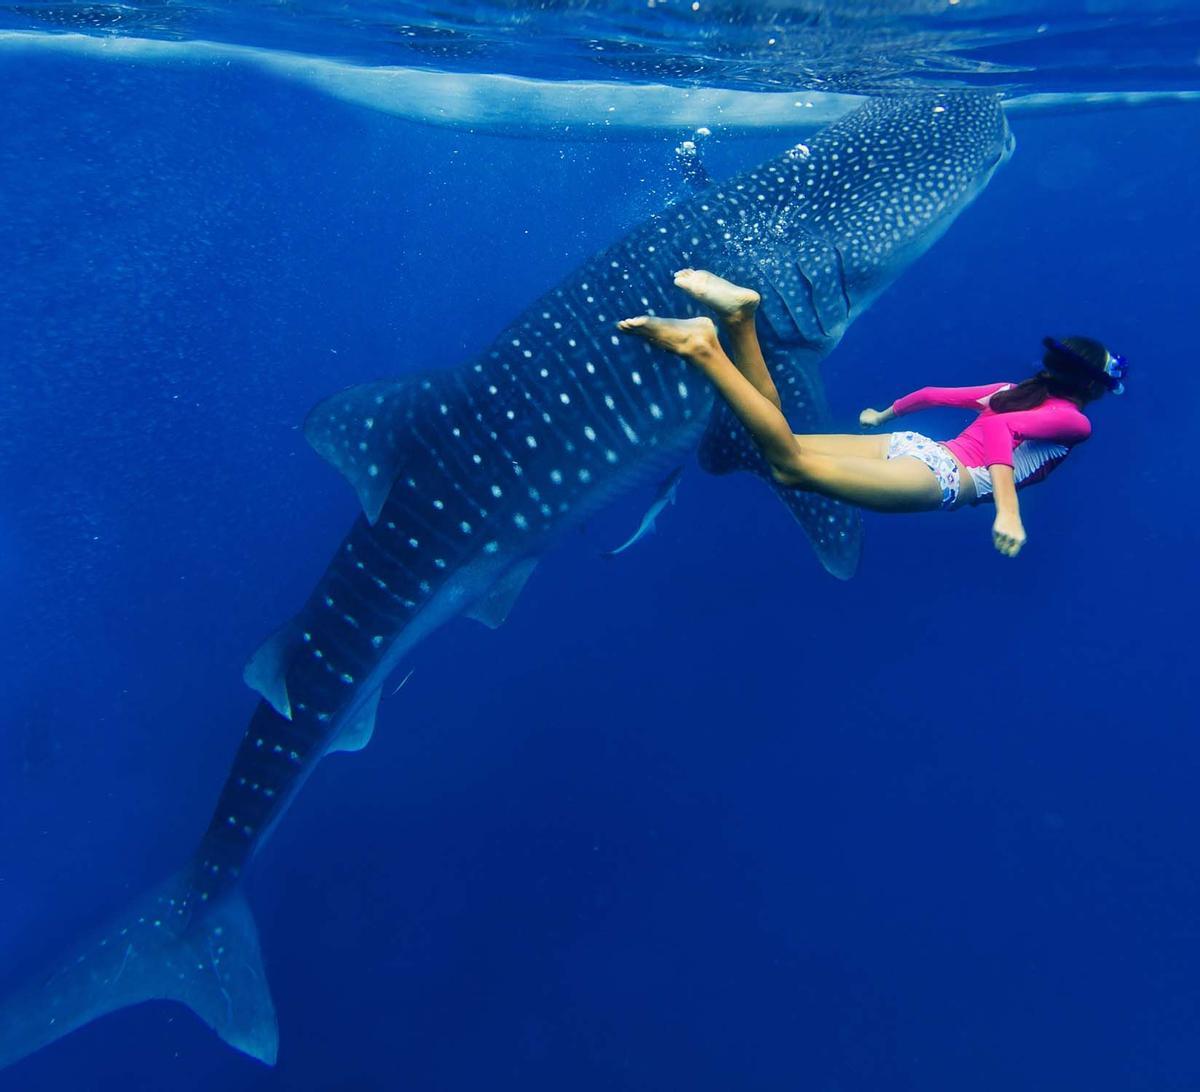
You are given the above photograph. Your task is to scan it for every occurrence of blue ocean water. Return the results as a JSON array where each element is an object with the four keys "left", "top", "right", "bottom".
[{"left": 1, "top": 5, "right": 1198, "bottom": 1090}]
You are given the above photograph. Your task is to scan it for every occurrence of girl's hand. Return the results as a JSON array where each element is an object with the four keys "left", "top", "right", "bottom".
[
  {"left": 859, "top": 407, "right": 885, "bottom": 429},
  {"left": 992, "top": 511, "right": 1027, "bottom": 558}
]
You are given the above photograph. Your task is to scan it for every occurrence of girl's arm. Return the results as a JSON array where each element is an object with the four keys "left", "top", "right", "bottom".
[
  {"left": 860, "top": 382, "right": 1013, "bottom": 428},
  {"left": 859, "top": 405, "right": 896, "bottom": 428},
  {"left": 990, "top": 465, "right": 1026, "bottom": 557}
]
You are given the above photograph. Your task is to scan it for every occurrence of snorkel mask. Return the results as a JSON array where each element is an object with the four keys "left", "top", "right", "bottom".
[{"left": 1042, "top": 336, "right": 1128, "bottom": 395}]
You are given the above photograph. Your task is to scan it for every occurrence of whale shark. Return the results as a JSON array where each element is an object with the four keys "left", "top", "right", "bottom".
[{"left": 0, "top": 91, "right": 1013, "bottom": 1075}]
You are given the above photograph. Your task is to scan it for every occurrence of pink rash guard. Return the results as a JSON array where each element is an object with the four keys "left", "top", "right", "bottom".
[{"left": 890, "top": 382, "right": 1092, "bottom": 496}]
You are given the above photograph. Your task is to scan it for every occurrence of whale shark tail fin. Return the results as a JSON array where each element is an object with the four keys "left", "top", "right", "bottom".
[
  {"left": 698, "top": 347, "right": 862, "bottom": 580},
  {"left": 0, "top": 867, "right": 278, "bottom": 1075}
]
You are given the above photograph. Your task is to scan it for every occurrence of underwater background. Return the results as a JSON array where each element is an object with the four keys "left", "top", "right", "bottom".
[{"left": 1, "top": 4, "right": 1198, "bottom": 1089}]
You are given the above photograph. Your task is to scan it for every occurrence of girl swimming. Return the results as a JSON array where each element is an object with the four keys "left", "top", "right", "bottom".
[{"left": 618, "top": 269, "right": 1126, "bottom": 558}]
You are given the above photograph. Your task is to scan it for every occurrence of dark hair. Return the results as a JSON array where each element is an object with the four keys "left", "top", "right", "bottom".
[{"left": 990, "top": 336, "right": 1112, "bottom": 413}]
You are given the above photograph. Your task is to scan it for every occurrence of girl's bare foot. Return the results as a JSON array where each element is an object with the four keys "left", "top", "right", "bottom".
[
  {"left": 616, "top": 315, "right": 719, "bottom": 359},
  {"left": 673, "top": 268, "right": 760, "bottom": 323}
]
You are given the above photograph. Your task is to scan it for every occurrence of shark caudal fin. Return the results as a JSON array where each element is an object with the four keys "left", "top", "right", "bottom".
[
  {"left": 0, "top": 868, "right": 277, "bottom": 1074},
  {"left": 698, "top": 348, "right": 862, "bottom": 580}
]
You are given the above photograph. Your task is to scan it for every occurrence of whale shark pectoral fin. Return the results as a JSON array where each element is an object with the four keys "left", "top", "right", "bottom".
[
  {"left": 304, "top": 376, "right": 444, "bottom": 524},
  {"left": 466, "top": 558, "right": 539, "bottom": 629},
  {"left": 771, "top": 483, "right": 862, "bottom": 581},
  {"left": 328, "top": 687, "right": 381, "bottom": 754},
  {"left": 699, "top": 348, "right": 862, "bottom": 580},
  {"left": 0, "top": 870, "right": 278, "bottom": 1073},
  {"left": 244, "top": 622, "right": 297, "bottom": 720}
]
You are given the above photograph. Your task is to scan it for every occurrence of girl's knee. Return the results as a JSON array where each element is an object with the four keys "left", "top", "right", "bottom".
[{"left": 769, "top": 451, "right": 814, "bottom": 489}]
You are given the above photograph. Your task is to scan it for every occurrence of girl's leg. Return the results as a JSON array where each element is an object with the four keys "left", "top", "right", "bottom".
[
  {"left": 791, "top": 433, "right": 889, "bottom": 458},
  {"left": 672, "top": 269, "right": 782, "bottom": 408},
  {"left": 671, "top": 269, "right": 887, "bottom": 460},
  {"left": 617, "top": 314, "right": 803, "bottom": 472},
  {"left": 779, "top": 450, "right": 941, "bottom": 512},
  {"left": 616, "top": 314, "right": 940, "bottom": 513}
]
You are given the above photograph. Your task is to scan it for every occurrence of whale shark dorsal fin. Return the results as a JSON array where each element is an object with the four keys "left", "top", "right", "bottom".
[
  {"left": 467, "top": 558, "right": 539, "bottom": 629},
  {"left": 304, "top": 376, "right": 442, "bottom": 524},
  {"left": 699, "top": 347, "right": 861, "bottom": 580},
  {"left": 243, "top": 622, "right": 297, "bottom": 720},
  {"left": 329, "top": 687, "right": 381, "bottom": 754}
]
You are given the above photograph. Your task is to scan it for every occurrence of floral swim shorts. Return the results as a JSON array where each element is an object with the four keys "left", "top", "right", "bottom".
[{"left": 886, "top": 430, "right": 959, "bottom": 510}]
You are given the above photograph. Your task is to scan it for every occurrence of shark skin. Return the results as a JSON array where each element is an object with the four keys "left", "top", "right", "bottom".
[{"left": 0, "top": 92, "right": 1013, "bottom": 1076}]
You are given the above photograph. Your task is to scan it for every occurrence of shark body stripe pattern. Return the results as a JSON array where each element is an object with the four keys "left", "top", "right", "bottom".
[{"left": 0, "top": 92, "right": 1013, "bottom": 1076}]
